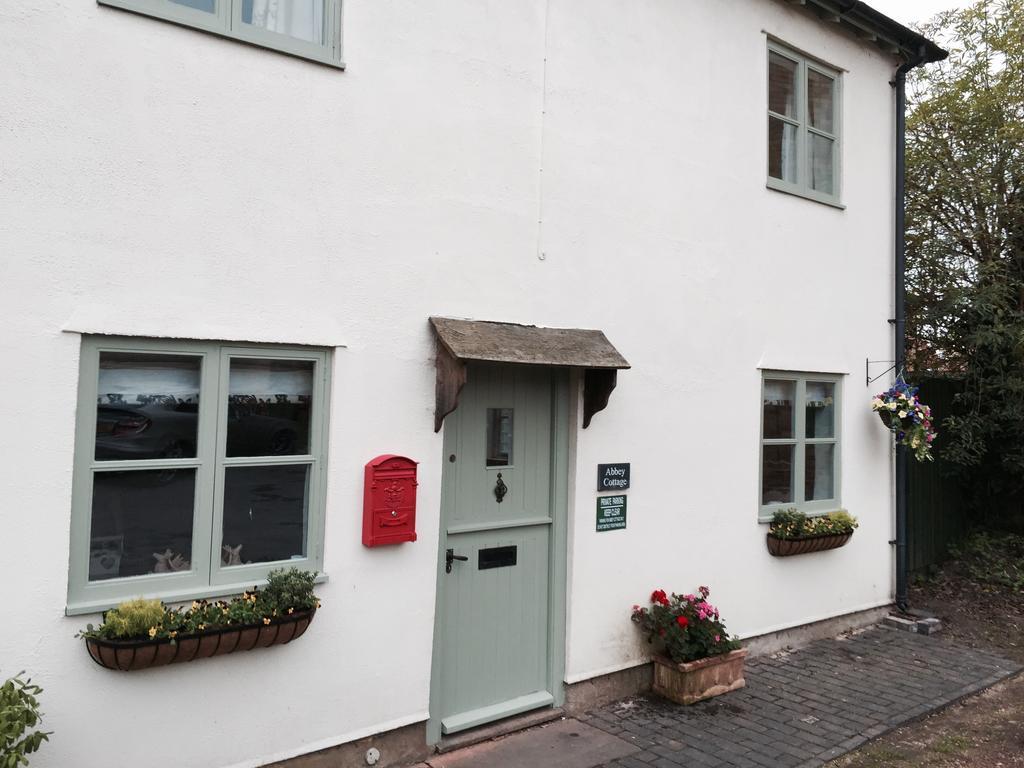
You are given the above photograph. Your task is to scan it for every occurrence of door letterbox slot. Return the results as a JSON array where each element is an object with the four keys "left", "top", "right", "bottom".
[{"left": 478, "top": 545, "right": 517, "bottom": 570}]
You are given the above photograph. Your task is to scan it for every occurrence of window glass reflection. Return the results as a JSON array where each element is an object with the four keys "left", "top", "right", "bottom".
[
  {"left": 89, "top": 469, "right": 196, "bottom": 581},
  {"left": 763, "top": 380, "right": 795, "bottom": 439},
  {"left": 241, "top": 0, "right": 324, "bottom": 43},
  {"left": 222, "top": 465, "right": 309, "bottom": 565},
  {"left": 486, "top": 408, "right": 513, "bottom": 467},
  {"left": 762, "top": 445, "right": 794, "bottom": 505},
  {"left": 95, "top": 352, "right": 201, "bottom": 461},
  {"left": 227, "top": 358, "right": 313, "bottom": 457}
]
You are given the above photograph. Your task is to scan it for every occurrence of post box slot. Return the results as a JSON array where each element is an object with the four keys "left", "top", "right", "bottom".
[{"left": 478, "top": 545, "right": 517, "bottom": 570}]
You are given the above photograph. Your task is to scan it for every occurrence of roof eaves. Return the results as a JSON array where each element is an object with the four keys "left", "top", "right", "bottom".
[{"left": 796, "top": 0, "right": 948, "bottom": 63}]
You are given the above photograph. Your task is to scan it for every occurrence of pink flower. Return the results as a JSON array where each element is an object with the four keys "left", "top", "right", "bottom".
[{"left": 715, "top": 635, "right": 721, "bottom": 643}]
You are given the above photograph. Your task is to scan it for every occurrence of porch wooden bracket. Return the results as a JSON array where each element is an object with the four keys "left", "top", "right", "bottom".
[
  {"left": 430, "top": 316, "right": 630, "bottom": 433},
  {"left": 434, "top": 341, "right": 468, "bottom": 433}
]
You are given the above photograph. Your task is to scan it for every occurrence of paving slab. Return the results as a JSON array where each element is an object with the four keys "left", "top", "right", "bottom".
[
  {"left": 420, "top": 626, "right": 1019, "bottom": 768},
  {"left": 585, "top": 625, "right": 1021, "bottom": 767},
  {"left": 426, "top": 719, "right": 640, "bottom": 768}
]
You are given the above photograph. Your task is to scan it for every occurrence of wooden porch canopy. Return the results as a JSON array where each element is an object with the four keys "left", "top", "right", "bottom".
[{"left": 430, "top": 316, "right": 630, "bottom": 432}]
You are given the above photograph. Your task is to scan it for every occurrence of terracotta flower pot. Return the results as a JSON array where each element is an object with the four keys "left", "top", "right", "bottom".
[
  {"left": 766, "top": 532, "right": 852, "bottom": 556},
  {"left": 652, "top": 648, "right": 748, "bottom": 705},
  {"left": 85, "top": 608, "right": 316, "bottom": 671}
]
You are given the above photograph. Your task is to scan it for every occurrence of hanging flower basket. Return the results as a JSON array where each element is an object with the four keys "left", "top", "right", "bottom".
[
  {"left": 871, "top": 380, "right": 936, "bottom": 461},
  {"left": 85, "top": 608, "right": 316, "bottom": 672},
  {"left": 766, "top": 532, "right": 852, "bottom": 557}
]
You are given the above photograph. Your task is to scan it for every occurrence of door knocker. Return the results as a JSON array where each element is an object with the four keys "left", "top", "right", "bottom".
[{"left": 494, "top": 472, "right": 508, "bottom": 503}]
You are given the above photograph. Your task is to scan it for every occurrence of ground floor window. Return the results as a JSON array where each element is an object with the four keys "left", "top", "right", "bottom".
[
  {"left": 67, "top": 336, "right": 330, "bottom": 613},
  {"left": 760, "top": 371, "right": 841, "bottom": 521}
]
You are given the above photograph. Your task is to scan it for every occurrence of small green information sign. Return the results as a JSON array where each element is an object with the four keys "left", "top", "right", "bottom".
[{"left": 596, "top": 495, "right": 627, "bottom": 532}]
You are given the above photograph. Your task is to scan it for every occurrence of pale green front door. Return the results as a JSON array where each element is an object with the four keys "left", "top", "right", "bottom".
[{"left": 432, "top": 363, "right": 563, "bottom": 736}]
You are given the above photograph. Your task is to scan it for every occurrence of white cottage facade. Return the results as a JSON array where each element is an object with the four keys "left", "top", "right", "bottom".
[{"left": 0, "top": 1, "right": 942, "bottom": 766}]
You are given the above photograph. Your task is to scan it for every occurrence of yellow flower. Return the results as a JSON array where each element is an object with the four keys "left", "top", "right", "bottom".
[
  {"left": 191, "top": 601, "right": 200, "bottom": 610},
  {"left": 198, "top": 623, "right": 206, "bottom": 631},
  {"left": 263, "top": 617, "right": 271, "bottom": 625},
  {"left": 169, "top": 631, "right": 177, "bottom": 638},
  {"left": 148, "top": 627, "right": 157, "bottom": 638},
  {"left": 287, "top": 607, "right": 294, "bottom": 615}
]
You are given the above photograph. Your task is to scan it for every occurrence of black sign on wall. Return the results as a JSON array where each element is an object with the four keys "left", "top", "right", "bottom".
[{"left": 597, "top": 463, "right": 630, "bottom": 492}]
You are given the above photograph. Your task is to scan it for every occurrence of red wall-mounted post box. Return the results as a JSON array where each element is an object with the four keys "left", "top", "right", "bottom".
[{"left": 363, "top": 455, "right": 418, "bottom": 547}]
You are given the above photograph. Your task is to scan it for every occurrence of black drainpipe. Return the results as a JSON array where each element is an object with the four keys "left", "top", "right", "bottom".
[{"left": 893, "top": 47, "right": 927, "bottom": 613}]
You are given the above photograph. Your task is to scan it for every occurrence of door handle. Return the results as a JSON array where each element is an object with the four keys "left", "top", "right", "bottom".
[{"left": 445, "top": 548, "right": 469, "bottom": 573}]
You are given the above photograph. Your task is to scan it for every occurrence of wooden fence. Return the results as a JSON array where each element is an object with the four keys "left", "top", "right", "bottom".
[{"left": 906, "top": 377, "right": 969, "bottom": 574}]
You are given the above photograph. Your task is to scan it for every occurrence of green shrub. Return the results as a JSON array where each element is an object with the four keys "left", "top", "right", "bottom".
[
  {"left": 95, "top": 599, "right": 166, "bottom": 640},
  {"left": 263, "top": 568, "right": 318, "bottom": 612},
  {"left": 1, "top": 673, "right": 50, "bottom": 768}
]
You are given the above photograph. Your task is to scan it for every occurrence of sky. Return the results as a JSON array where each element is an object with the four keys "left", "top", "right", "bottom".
[{"left": 867, "top": 0, "right": 974, "bottom": 28}]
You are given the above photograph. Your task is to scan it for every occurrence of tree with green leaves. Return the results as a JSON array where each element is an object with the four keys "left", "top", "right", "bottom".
[{"left": 905, "top": 0, "right": 1024, "bottom": 517}]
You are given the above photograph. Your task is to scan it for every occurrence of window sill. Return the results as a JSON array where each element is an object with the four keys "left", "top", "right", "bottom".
[
  {"left": 766, "top": 179, "right": 846, "bottom": 210},
  {"left": 65, "top": 572, "right": 330, "bottom": 617}
]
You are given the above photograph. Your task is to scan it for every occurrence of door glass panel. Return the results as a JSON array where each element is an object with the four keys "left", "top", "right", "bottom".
[
  {"left": 806, "top": 382, "right": 835, "bottom": 438},
  {"left": 762, "top": 445, "right": 794, "bottom": 505},
  {"left": 222, "top": 465, "right": 309, "bottom": 565},
  {"left": 809, "top": 134, "right": 835, "bottom": 194},
  {"left": 241, "top": 0, "right": 325, "bottom": 43},
  {"left": 805, "top": 444, "right": 835, "bottom": 501},
  {"left": 227, "top": 358, "right": 313, "bottom": 457},
  {"left": 768, "top": 52, "right": 798, "bottom": 117},
  {"left": 89, "top": 469, "right": 196, "bottom": 581},
  {"left": 807, "top": 69, "right": 835, "bottom": 133},
  {"left": 95, "top": 352, "right": 201, "bottom": 461},
  {"left": 763, "top": 380, "right": 795, "bottom": 439},
  {"left": 486, "top": 408, "right": 514, "bottom": 467},
  {"left": 768, "top": 117, "right": 798, "bottom": 183}
]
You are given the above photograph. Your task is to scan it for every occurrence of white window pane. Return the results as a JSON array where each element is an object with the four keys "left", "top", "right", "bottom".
[
  {"left": 807, "top": 69, "right": 835, "bottom": 133},
  {"left": 809, "top": 134, "right": 835, "bottom": 194},
  {"left": 768, "top": 52, "right": 798, "bottom": 118},
  {"left": 805, "top": 444, "right": 835, "bottom": 501},
  {"left": 762, "top": 445, "right": 794, "bottom": 504},
  {"left": 171, "top": 0, "right": 216, "bottom": 11},
  {"left": 805, "top": 382, "right": 835, "bottom": 438},
  {"left": 241, "top": 0, "right": 325, "bottom": 43},
  {"left": 763, "top": 380, "right": 795, "bottom": 439},
  {"left": 768, "top": 117, "right": 798, "bottom": 183}
]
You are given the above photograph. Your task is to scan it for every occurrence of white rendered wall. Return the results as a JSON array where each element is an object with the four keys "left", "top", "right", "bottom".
[{"left": 0, "top": 1, "right": 897, "bottom": 766}]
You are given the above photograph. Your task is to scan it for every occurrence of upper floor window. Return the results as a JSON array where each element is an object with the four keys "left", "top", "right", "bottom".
[
  {"left": 767, "top": 42, "right": 841, "bottom": 206},
  {"left": 67, "top": 337, "right": 331, "bottom": 614},
  {"left": 99, "top": 0, "right": 344, "bottom": 68}
]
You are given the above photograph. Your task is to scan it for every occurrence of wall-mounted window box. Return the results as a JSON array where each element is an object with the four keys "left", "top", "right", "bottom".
[
  {"left": 84, "top": 607, "right": 317, "bottom": 671},
  {"left": 765, "top": 531, "right": 852, "bottom": 557}
]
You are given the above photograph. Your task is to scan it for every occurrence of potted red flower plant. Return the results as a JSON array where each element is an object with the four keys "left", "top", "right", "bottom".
[{"left": 631, "top": 586, "right": 745, "bottom": 705}]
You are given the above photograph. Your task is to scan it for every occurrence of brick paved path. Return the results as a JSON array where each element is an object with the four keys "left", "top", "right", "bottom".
[{"left": 582, "top": 626, "right": 1021, "bottom": 768}]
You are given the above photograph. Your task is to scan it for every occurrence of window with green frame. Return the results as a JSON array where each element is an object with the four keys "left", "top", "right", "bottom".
[
  {"left": 760, "top": 372, "right": 841, "bottom": 521},
  {"left": 67, "top": 337, "right": 331, "bottom": 614},
  {"left": 98, "top": 0, "right": 344, "bottom": 68},
  {"left": 767, "top": 41, "right": 841, "bottom": 206}
]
